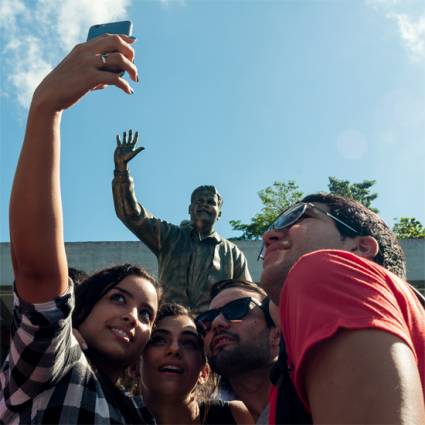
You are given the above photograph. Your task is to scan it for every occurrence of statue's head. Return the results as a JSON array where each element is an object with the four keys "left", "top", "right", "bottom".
[{"left": 189, "top": 186, "right": 223, "bottom": 235}]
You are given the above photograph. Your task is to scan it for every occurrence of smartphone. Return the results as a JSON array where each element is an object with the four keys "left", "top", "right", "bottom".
[
  {"left": 87, "top": 21, "right": 133, "bottom": 41},
  {"left": 87, "top": 21, "right": 133, "bottom": 76}
]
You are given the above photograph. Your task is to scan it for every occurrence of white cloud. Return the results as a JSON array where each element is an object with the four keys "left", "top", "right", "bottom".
[
  {"left": 388, "top": 12, "right": 425, "bottom": 61},
  {"left": 366, "top": 0, "right": 425, "bottom": 62},
  {"left": 0, "top": 0, "right": 28, "bottom": 31},
  {"left": 0, "top": 0, "right": 132, "bottom": 109},
  {"left": 5, "top": 36, "right": 52, "bottom": 108}
]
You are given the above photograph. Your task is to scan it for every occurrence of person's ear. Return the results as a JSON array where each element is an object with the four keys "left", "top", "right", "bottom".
[
  {"left": 350, "top": 236, "right": 379, "bottom": 259},
  {"left": 197, "top": 363, "right": 210, "bottom": 385},
  {"left": 188, "top": 204, "right": 192, "bottom": 215}
]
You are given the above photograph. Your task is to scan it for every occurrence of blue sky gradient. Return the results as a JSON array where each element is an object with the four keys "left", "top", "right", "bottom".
[{"left": 1, "top": 0, "right": 424, "bottom": 242}]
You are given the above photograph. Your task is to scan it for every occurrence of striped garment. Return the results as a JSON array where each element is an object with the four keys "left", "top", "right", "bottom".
[{"left": 0, "top": 284, "right": 152, "bottom": 424}]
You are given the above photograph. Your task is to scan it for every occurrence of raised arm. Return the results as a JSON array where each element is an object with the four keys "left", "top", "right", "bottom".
[
  {"left": 112, "top": 129, "right": 144, "bottom": 220},
  {"left": 112, "top": 130, "right": 160, "bottom": 253},
  {"left": 10, "top": 35, "right": 138, "bottom": 303}
]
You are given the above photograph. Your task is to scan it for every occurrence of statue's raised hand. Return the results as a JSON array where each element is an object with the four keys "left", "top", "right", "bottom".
[{"left": 114, "top": 129, "right": 144, "bottom": 170}]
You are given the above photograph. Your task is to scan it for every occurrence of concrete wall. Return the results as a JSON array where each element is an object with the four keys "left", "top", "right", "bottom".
[
  {"left": 1, "top": 239, "right": 424, "bottom": 286},
  {"left": 401, "top": 239, "right": 425, "bottom": 288}
]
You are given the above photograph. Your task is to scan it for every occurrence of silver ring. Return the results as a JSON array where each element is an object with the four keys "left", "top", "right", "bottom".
[{"left": 100, "top": 53, "right": 108, "bottom": 65}]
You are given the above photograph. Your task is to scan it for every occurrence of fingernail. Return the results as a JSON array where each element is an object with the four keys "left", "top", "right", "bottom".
[
  {"left": 128, "top": 36, "right": 137, "bottom": 41},
  {"left": 129, "top": 87, "right": 135, "bottom": 95},
  {"left": 136, "top": 75, "right": 139, "bottom": 83},
  {"left": 82, "top": 342, "right": 88, "bottom": 350}
]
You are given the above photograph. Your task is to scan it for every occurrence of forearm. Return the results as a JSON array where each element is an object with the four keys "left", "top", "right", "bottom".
[
  {"left": 112, "top": 169, "right": 143, "bottom": 221},
  {"left": 112, "top": 170, "right": 161, "bottom": 253},
  {"left": 10, "top": 99, "right": 68, "bottom": 302}
]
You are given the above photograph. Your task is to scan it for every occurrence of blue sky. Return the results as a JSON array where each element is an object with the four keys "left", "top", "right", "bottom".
[{"left": 1, "top": 0, "right": 424, "bottom": 242}]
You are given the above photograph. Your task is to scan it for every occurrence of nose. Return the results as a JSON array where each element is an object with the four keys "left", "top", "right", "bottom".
[
  {"left": 211, "top": 312, "right": 230, "bottom": 333},
  {"left": 167, "top": 339, "right": 182, "bottom": 357},
  {"left": 262, "top": 227, "right": 283, "bottom": 244},
  {"left": 259, "top": 228, "right": 286, "bottom": 260},
  {"left": 122, "top": 306, "right": 138, "bottom": 326}
]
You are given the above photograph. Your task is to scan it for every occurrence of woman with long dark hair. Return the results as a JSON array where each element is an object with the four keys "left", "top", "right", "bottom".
[{"left": 0, "top": 34, "right": 160, "bottom": 424}]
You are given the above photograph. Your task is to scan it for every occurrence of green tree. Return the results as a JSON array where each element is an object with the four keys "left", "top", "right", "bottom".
[
  {"left": 229, "top": 177, "right": 413, "bottom": 240},
  {"left": 393, "top": 217, "right": 425, "bottom": 239},
  {"left": 327, "top": 177, "right": 379, "bottom": 212},
  {"left": 229, "top": 181, "right": 303, "bottom": 240}
]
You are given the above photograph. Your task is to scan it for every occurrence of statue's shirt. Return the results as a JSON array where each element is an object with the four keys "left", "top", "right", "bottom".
[
  {"left": 156, "top": 222, "right": 252, "bottom": 312},
  {"left": 112, "top": 174, "right": 252, "bottom": 313}
]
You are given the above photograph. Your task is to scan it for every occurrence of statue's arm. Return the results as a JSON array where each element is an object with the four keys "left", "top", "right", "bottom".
[
  {"left": 112, "top": 168, "right": 143, "bottom": 221},
  {"left": 112, "top": 130, "right": 160, "bottom": 254}
]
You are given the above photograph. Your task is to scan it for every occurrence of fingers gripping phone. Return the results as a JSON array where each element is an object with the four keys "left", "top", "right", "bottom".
[
  {"left": 87, "top": 21, "right": 133, "bottom": 75},
  {"left": 87, "top": 20, "right": 133, "bottom": 41}
]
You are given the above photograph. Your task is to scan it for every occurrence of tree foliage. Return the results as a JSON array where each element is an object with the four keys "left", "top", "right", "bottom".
[
  {"left": 230, "top": 177, "right": 379, "bottom": 240},
  {"left": 392, "top": 217, "right": 425, "bottom": 239},
  {"left": 229, "top": 181, "right": 303, "bottom": 240},
  {"left": 327, "top": 177, "right": 379, "bottom": 212}
]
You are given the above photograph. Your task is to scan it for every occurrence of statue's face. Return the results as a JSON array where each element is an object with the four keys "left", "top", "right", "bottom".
[{"left": 189, "top": 190, "right": 221, "bottom": 232}]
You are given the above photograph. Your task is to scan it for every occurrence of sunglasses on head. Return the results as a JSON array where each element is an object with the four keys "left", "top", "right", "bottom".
[
  {"left": 195, "top": 296, "right": 273, "bottom": 336},
  {"left": 258, "top": 202, "right": 359, "bottom": 260}
]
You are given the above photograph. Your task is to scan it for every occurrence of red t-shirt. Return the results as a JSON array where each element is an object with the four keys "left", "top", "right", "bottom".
[{"left": 278, "top": 249, "right": 424, "bottom": 412}]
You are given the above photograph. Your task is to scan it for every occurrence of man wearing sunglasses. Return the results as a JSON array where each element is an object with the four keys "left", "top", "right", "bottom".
[
  {"left": 197, "top": 279, "right": 280, "bottom": 424},
  {"left": 261, "top": 193, "right": 425, "bottom": 424}
]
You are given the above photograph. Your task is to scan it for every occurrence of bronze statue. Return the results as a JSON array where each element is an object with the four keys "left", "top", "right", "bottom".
[{"left": 112, "top": 130, "right": 252, "bottom": 313}]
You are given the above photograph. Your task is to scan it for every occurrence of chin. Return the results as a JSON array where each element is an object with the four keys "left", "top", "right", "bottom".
[{"left": 261, "top": 269, "right": 285, "bottom": 305}]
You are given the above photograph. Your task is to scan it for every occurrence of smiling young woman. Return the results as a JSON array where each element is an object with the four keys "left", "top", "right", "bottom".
[
  {"left": 139, "top": 303, "right": 255, "bottom": 425},
  {"left": 0, "top": 34, "right": 163, "bottom": 425}
]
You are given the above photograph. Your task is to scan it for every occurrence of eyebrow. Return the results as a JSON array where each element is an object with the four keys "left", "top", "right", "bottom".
[
  {"left": 114, "top": 286, "right": 134, "bottom": 298},
  {"left": 112, "top": 286, "right": 155, "bottom": 315}
]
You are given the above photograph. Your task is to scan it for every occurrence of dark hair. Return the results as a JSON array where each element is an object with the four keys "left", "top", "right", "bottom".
[
  {"left": 301, "top": 193, "right": 406, "bottom": 278},
  {"left": 72, "top": 264, "right": 161, "bottom": 328},
  {"left": 210, "top": 278, "right": 267, "bottom": 300},
  {"left": 155, "top": 302, "right": 192, "bottom": 323},
  {"left": 191, "top": 185, "right": 223, "bottom": 209},
  {"left": 68, "top": 267, "right": 88, "bottom": 286}
]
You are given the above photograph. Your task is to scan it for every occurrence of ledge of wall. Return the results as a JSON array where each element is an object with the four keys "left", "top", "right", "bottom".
[{"left": 1, "top": 239, "right": 424, "bottom": 287}]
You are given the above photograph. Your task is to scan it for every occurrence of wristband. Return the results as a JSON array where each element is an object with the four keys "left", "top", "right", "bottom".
[{"left": 114, "top": 169, "right": 129, "bottom": 178}]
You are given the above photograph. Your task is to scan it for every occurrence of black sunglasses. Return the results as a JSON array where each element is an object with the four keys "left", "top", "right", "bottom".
[
  {"left": 195, "top": 296, "right": 273, "bottom": 336},
  {"left": 258, "top": 202, "right": 359, "bottom": 260}
]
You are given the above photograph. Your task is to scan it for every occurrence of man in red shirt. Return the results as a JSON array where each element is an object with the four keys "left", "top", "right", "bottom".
[{"left": 260, "top": 193, "right": 425, "bottom": 424}]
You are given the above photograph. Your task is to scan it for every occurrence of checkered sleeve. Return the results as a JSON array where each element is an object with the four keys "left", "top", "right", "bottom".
[{"left": 0, "top": 281, "right": 79, "bottom": 408}]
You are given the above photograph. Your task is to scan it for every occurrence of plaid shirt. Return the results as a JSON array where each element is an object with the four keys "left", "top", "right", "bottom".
[{"left": 0, "top": 283, "right": 150, "bottom": 424}]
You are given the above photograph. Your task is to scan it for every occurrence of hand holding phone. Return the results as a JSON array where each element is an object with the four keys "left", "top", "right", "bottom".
[{"left": 87, "top": 21, "right": 133, "bottom": 75}]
